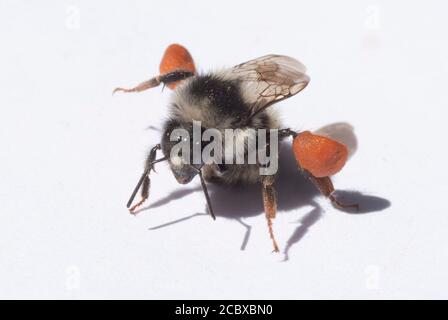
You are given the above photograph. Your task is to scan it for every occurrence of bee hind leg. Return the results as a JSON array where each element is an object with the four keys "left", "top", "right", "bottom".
[
  {"left": 261, "top": 175, "right": 280, "bottom": 253},
  {"left": 113, "top": 77, "right": 161, "bottom": 94},
  {"left": 307, "top": 173, "right": 359, "bottom": 211},
  {"left": 113, "top": 70, "right": 194, "bottom": 94}
]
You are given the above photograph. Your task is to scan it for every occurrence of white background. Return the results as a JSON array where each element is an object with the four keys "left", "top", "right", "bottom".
[{"left": 1, "top": 0, "right": 447, "bottom": 299}]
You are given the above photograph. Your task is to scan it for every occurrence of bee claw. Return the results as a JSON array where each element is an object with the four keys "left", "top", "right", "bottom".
[
  {"left": 128, "top": 197, "right": 147, "bottom": 215},
  {"left": 112, "top": 87, "right": 131, "bottom": 95},
  {"left": 113, "top": 77, "right": 161, "bottom": 96},
  {"left": 330, "top": 195, "right": 359, "bottom": 212}
]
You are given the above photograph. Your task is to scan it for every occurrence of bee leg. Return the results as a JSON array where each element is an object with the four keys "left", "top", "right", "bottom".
[
  {"left": 261, "top": 175, "right": 280, "bottom": 253},
  {"left": 113, "top": 70, "right": 194, "bottom": 94},
  {"left": 190, "top": 165, "right": 216, "bottom": 220},
  {"left": 129, "top": 175, "right": 150, "bottom": 214},
  {"left": 307, "top": 173, "right": 359, "bottom": 211},
  {"left": 127, "top": 144, "right": 166, "bottom": 214},
  {"left": 113, "top": 77, "right": 162, "bottom": 94}
]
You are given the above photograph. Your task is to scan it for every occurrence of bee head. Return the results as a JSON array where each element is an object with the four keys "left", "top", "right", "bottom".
[{"left": 161, "top": 119, "right": 204, "bottom": 184}]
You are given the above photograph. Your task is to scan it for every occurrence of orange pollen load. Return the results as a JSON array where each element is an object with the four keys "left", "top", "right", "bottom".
[
  {"left": 159, "top": 44, "right": 196, "bottom": 89},
  {"left": 292, "top": 131, "right": 349, "bottom": 178}
]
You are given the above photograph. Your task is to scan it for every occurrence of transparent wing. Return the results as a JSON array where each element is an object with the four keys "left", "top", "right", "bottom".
[{"left": 225, "top": 54, "right": 310, "bottom": 118}]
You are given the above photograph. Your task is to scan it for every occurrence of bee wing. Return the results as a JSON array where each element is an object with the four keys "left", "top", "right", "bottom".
[{"left": 225, "top": 55, "right": 310, "bottom": 118}]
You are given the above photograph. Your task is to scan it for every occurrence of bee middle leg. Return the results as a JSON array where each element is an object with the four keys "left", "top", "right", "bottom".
[{"left": 261, "top": 175, "right": 280, "bottom": 253}]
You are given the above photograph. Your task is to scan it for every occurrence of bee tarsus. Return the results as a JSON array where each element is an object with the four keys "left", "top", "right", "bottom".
[
  {"left": 127, "top": 144, "right": 167, "bottom": 214},
  {"left": 308, "top": 174, "right": 359, "bottom": 212},
  {"left": 113, "top": 71, "right": 194, "bottom": 95}
]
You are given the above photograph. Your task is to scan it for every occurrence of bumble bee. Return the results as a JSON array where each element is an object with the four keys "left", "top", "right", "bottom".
[{"left": 114, "top": 44, "right": 357, "bottom": 252}]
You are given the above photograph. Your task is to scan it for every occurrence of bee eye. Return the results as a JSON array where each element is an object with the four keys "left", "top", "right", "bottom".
[{"left": 175, "top": 136, "right": 182, "bottom": 142}]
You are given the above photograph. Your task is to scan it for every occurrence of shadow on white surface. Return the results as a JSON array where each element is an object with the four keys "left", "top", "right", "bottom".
[{"left": 142, "top": 140, "right": 391, "bottom": 260}]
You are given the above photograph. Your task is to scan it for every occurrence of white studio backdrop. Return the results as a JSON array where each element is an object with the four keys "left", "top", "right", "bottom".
[{"left": 0, "top": 0, "right": 447, "bottom": 299}]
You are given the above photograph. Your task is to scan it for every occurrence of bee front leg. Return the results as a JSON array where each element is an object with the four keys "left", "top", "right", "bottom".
[
  {"left": 127, "top": 144, "right": 167, "bottom": 214},
  {"left": 261, "top": 175, "right": 280, "bottom": 253},
  {"left": 128, "top": 175, "right": 150, "bottom": 214},
  {"left": 307, "top": 173, "right": 359, "bottom": 211}
]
